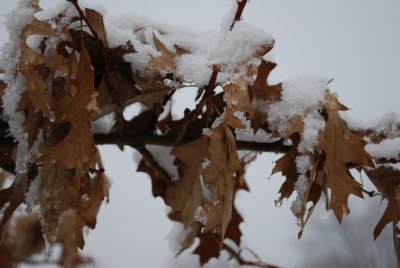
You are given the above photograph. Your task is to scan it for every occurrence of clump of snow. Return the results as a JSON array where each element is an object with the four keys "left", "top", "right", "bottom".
[
  {"left": 35, "top": 1, "right": 78, "bottom": 32},
  {"left": 365, "top": 138, "right": 400, "bottom": 160},
  {"left": 267, "top": 74, "right": 328, "bottom": 138},
  {"left": 341, "top": 111, "right": 400, "bottom": 139},
  {"left": 296, "top": 155, "right": 311, "bottom": 175},
  {"left": 232, "top": 111, "right": 251, "bottom": 133},
  {"left": 199, "top": 174, "right": 213, "bottom": 201},
  {"left": 194, "top": 206, "right": 207, "bottom": 225},
  {"left": 268, "top": 74, "right": 330, "bottom": 219},
  {"left": 298, "top": 112, "right": 326, "bottom": 153},
  {"left": 202, "top": 158, "right": 210, "bottom": 170},
  {"left": 211, "top": 108, "right": 227, "bottom": 129},
  {"left": 146, "top": 145, "right": 179, "bottom": 181},
  {"left": 290, "top": 175, "right": 309, "bottom": 221},
  {"left": 104, "top": 11, "right": 273, "bottom": 85}
]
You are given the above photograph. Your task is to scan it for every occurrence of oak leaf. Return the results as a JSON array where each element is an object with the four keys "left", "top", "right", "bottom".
[
  {"left": 364, "top": 166, "right": 400, "bottom": 239},
  {"left": 317, "top": 94, "right": 373, "bottom": 222},
  {"left": 40, "top": 41, "right": 98, "bottom": 169},
  {"left": 201, "top": 125, "right": 241, "bottom": 249},
  {"left": 165, "top": 136, "right": 209, "bottom": 253}
]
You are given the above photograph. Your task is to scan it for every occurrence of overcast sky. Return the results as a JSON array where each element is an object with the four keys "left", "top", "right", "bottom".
[{"left": 1, "top": 0, "right": 400, "bottom": 267}]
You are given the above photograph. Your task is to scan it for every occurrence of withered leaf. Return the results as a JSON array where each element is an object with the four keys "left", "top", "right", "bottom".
[
  {"left": 272, "top": 133, "right": 300, "bottom": 202},
  {"left": 250, "top": 60, "right": 282, "bottom": 129},
  {"left": 85, "top": 8, "right": 109, "bottom": 48},
  {"left": 41, "top": 41, "right": 98, "bottom": 169},
  {"left": 317, "top": 94, "right": 373, "bottom": 222},
  {"left": 364, "top": 166, "right": 400, "bottom": 239},
  {"left": 165, "top": 136, "right": 209, "bottom": 252},
  {"left": 250, "top": 60, "right": 281, "bottom": 103},
  {"left": 201, "top": 125, "right": 241, "bottom": 249},
  {"left": 193, "top": 234, "right": 220, "bottom": 266},
  {"left": 147, "top": 34, "right": 176, "bottom": 74},
  {"left": 224, "top": 77, "right": 254, "bottom": 129}
]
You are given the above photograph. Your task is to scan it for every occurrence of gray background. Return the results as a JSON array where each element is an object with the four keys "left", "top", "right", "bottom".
[{"left": 1, "top": 0, "right": 400, "bottom": 267}]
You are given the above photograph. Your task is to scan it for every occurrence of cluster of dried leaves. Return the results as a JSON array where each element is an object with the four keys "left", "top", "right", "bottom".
[{"left": 0, "top": 0, "right": 399, "bottom": 267}]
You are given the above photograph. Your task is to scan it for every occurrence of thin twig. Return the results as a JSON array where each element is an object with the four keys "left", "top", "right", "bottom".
[
  {"left": 230, "top": 0, "right": 248, "bottom": 30},
  {"left": 223, "top": 242, "right": 280, "bottom": 268}
]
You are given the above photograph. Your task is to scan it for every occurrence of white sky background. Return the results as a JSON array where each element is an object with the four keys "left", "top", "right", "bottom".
[{"left": 1, "top": 0, "right": 400, "bottom": 267}]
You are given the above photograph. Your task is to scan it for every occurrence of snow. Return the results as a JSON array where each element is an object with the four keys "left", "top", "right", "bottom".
[
  {"left": 295, "top": 155, "right": 311, "bottom": 175},
  {"left": 290, "top": 175, "right": 309, "bottom": 221},
  {"left": 104, "top": 11, "right": 273, "bottom": 85},
  {"left": 263, "top": 75, "right": 329, "bottom": 217},
  {"left": 194, "top": 206, "right": 207, "bottom": 225},
  {"left": 267, "top": 74, "right": 328, "bottom": 139},
  {"left": 202, "top": 158, "right": 210, "bottom": 170},
  {"left": 199, "top": 174, "right": 213, "bottom": 201},
  {"left": 211, "top": 107, "right": 227, "bottom": 129},
  {"left": 341, "top": 111, "right": 400, "bottom": 139},
  {"left": 298, "top": 112, "right": 325, "bottom": 153},
  {"left": 365, "top": 138, "right": 400, "bottom": 160}
]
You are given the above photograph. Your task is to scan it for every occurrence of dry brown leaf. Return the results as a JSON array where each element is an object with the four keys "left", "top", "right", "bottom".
[
  {"left": 364, "top": 166, "right": 400, "bottom": 239},
  {"left": 0, "top": 182, "right": 26, "bottom": 241},
  {"left": 137, "top": 159, "right": 169, "bottom": 198},
  {"left": 250, "top": 60, "right": 282, "bottom": 129},
  {"left": 272, "top": 134, "right": 300, "bottom": 202},
  {"left": 38, "top": 162, "right": 79, "bottom": 243},
  {"left": 9, "top": 213, "right": 43, "bottom": 260},
  {"left": 317, "top": 94, "right": 373, "bottom": 222},
  {"left": 40, "top": 41, "right": 98, "bottom": 169},
  {"left": 224, "top": 77, "right": 254, "bottom": 129},
  {"left": 201, "top": 125, "right": 241, "bottom": 249},
  {"left": 165, "top": 136, "right": 209, "bottom": 252},
  {"left": 85, "top": 8, "right": 109, "bottom": 48},
  {"left": 147, "top": 34, "right": 176, "bottom": 74},
  {"left": 250, "top": 60, "right": 281, "bottom": 104},
  {"left": 193, "top": 234, "right": 220, "bottom": 265}
]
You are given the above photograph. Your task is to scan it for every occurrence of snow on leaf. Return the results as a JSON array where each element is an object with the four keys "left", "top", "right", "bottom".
[
  {"left": 223, "top": 76, "right": 254, "bottom": 129},
  {"left": 250, "top": 60, "right": 282, "bottom": 129},
  {"left": 147, "top": 33, "right": 177, "bottom": 75},
  {"left": 317, "top": 93, "right": 373, "bottom": 222}
]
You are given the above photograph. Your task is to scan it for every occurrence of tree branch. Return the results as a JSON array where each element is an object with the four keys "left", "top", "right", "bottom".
[{"left": 93, "top": 133, "right": 290, "bottom": 153}]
